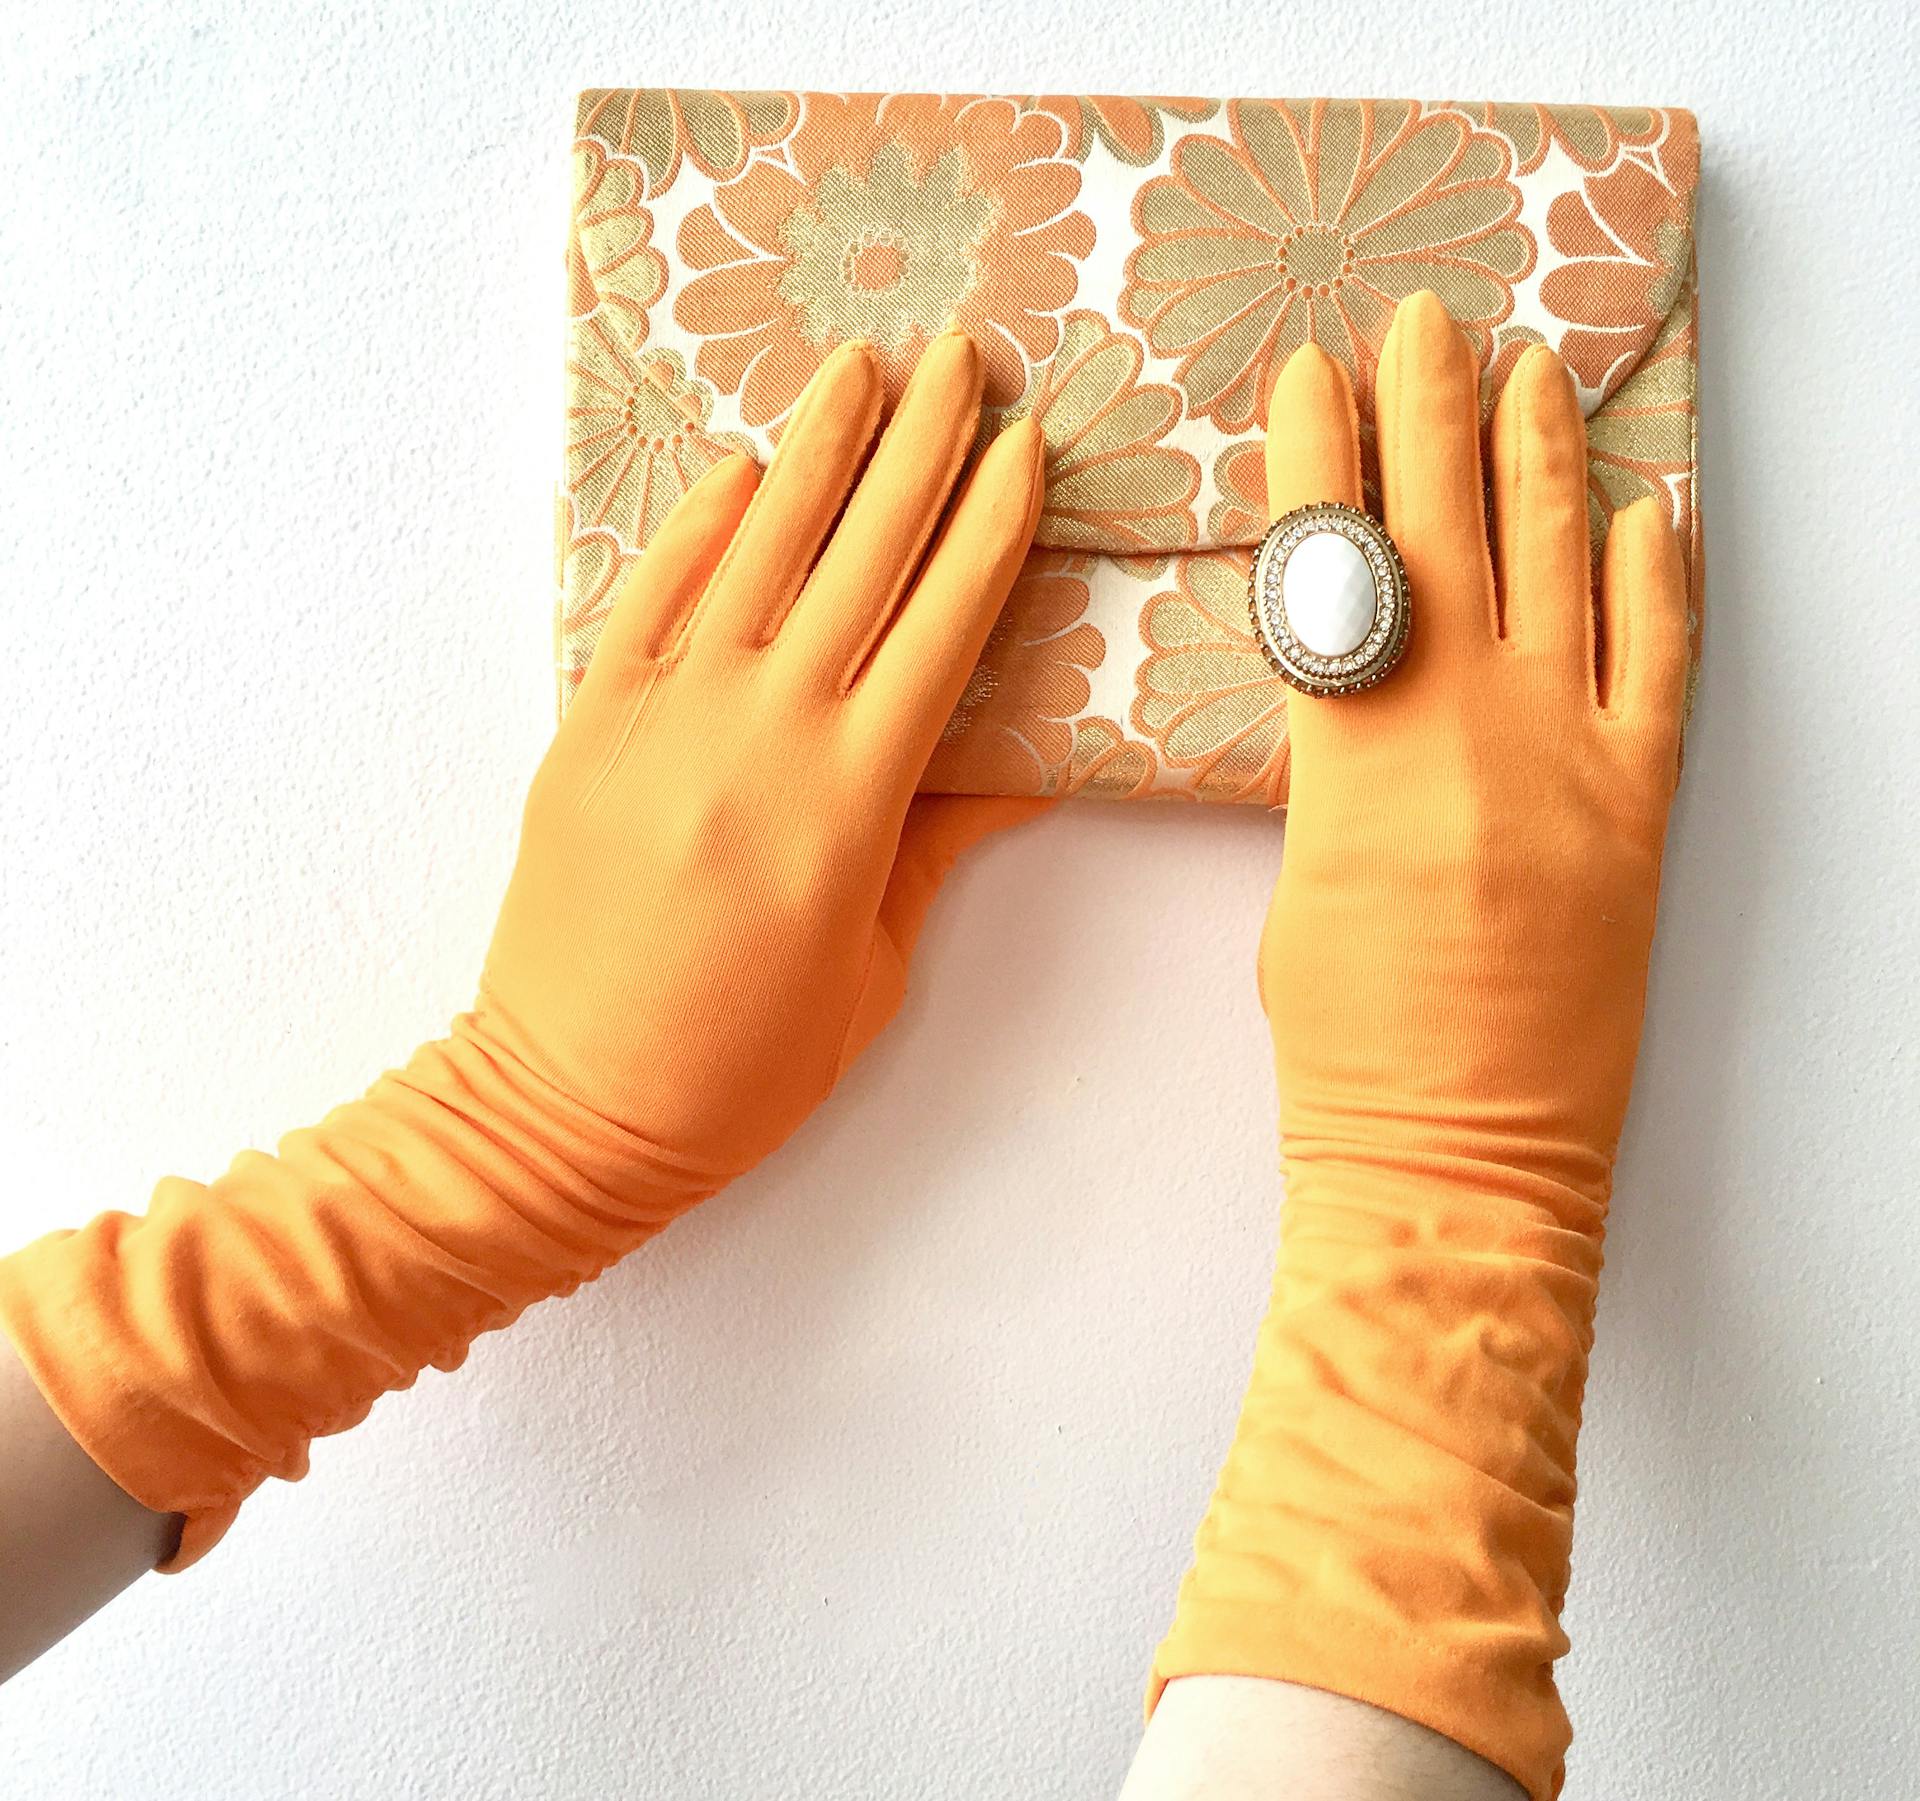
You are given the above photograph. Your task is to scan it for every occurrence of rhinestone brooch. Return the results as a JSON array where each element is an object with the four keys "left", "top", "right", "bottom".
[{"left": 1248, "top": 501, "right": 1410, "bottom": 697}]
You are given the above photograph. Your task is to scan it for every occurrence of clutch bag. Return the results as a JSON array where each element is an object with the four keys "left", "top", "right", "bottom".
[{"left": 557, "top": 90, "right": 1700, "bottom": 803}]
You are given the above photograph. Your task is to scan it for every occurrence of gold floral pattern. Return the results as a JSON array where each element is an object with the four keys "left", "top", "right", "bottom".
[
  {"left": 1060, "top": 717, "right": 1163, "bottom": 799},
  {"left": 1206, "top": 421, "right": 1383, "bottom": 541},
  {"left": 569, "top": 140, "right": 667, "bottom": 328},
  {"left": 1207, "top": 439, "right": 1269, "bottom": 545},
  {"left": 1477, "top": 320, "right": 1551, "bottom": 419},
  {"left": 1585, "top": 276, "right": 1703, "bottom": 724},
  {"left": 1132, "top": 551, "right": 1291, "bottom": 804},
  {"left": 556, "top": 498, "right": 636, "bottom": 699},
  {"left": 577, "top": 88, "right": 795, "bottom": 195},
  {"left": 565, "top": 336, "right": 752, "bottom": 546},
  {"left": 1122, "top": 100, "right": 1532, "bottom": 430},
  {"left": 1027, "top": 95, "right": 1219, "bottom": 166},
  {"left": 1465, "top": 102, "right": 1662, "bottom": 176},
  {"left": 925, "top": 553, "right": 1105, "bottom": 796},
  {"left": 556, "top": 89, "right": 1700, "bottom": 805},
  {"left": 676, "top": 93, "right": 1093, "bottom": 424},
  {"left": 1585, "top": 280, "right": 1697, "bottom": 579},
  {"left": 997, "top": 312, "right": 1200, "bottom": 561}
]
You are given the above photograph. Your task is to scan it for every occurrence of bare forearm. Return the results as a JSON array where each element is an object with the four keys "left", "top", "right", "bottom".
[
  {"left": 0, "top": 1331, "right": 179, "bottom": 1681},
  {"left": 1119, "top": 1677, "right": 1525, "bottom": 1801}
]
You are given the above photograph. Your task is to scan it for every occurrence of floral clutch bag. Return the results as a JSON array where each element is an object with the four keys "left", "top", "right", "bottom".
[{"left": 557, "top": 91, "right": 1700, "bottom": 803}]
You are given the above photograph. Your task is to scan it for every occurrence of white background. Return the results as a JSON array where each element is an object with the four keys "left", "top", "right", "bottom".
[{"left": 2, "top": 4, "right": 1916, "bottom": 1797}]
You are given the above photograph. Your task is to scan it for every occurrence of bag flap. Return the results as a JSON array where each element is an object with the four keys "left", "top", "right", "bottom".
[
  {"left": 564, "top": 94, "right": 1694, "bottom": 564},
  {"left": 558, "top": 92, "right": 1700, "bottom": 801}
]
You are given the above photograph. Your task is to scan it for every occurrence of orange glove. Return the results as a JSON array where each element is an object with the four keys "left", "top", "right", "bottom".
[
  {"left": 0, "top": 332, "right": 1046, "bottom": 1569},
  {"left": 1149, "top": 292, "right": 1691, "bottom": 1799}
]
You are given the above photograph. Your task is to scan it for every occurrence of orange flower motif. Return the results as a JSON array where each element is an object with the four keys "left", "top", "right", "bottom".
[
  {"left": 1027, "top": 95, "right": 1219, "bottom": 166},
  {"left": 1539, "top": 114, "right": 1697, "bottom": 390},
  {"left": 550, "top": 88, "right": 1700, "bottom": 799},
  {"left": 925, "top": 553, "right": 1105, "bottom": 797},
  {"left": 1585, "top": 280, "right": 1702, "bottom": 724},
  {"left": 1206, "top": 424, "right": 1381, "bottom": 546},
  {"left": 568, "top": 139, "right": 667, "bottom": 329},
  {"left": 1059, "top": 717, "right": 1163, "bottom": 799},
  {"left": 1477, "top": 321, "right": 1550, "bottom": 417},
  {"left": 565, "top": 335, "right": 753, "bottom": 547},
  {"left": 1465, "top": 102, "right": 1663, "bottom": 176},
  {"left": 1585, "top": 284, "right": 1697, "bottom": 582},
  {"left": 676, "top": 94, "right": 1094, "bottom": 425},
  {"left": 1132, "top": 551, "right": 1290, "bottom": 803},
  {"left": 556, "top": 498, "right": 635, "bottom": 700},
  {"left": 576, "top": 88, "right": 796, "bottom": 195},
  {"left": 998, "top": 311, "right": 1200, "bottom": 560},
  {"left": 1122, "top": 100, "right": 1532, "bottom": 431},
  {"left": 1208, "top": 440, "right": 1269, "bottom": 544}
]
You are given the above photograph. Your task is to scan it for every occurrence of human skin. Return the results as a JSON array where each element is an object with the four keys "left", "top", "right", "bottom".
[
  {"left": 1121, "top": 1676, "right": 1522, "bottom": 1800},
  {"left": 0, "top": 1340, "right": 178, "bottom": 1681}
]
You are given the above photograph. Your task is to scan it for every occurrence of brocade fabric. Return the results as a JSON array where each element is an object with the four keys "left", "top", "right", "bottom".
[{"left": 558, "top": 92, "right": 1700, "bottom": 803}]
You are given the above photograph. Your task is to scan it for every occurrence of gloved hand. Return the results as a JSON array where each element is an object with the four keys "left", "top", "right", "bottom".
[
  {"left": 483, "top": 330, "right": 1044, "bottom": 1174},
  {"left": 1150, "top": 292, "right": 1690, "bottom": 1800},
  {"left": 0, "top": 331, "right": 1046, "bottom": 1568}
]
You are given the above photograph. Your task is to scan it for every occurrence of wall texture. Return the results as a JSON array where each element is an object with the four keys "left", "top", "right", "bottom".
[{"left": 1, "top": 4, "right": 1914, "bottom": 1797}]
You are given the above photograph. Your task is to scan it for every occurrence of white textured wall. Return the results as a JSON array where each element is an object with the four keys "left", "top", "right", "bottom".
[{"left": 2, "top": 4, "right": 1915, "bottom": 1796}]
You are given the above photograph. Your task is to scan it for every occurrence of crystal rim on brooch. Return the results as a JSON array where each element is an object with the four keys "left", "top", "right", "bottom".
[{"left": 1248, "top": 501, "right": 1411, "bottom": 698}]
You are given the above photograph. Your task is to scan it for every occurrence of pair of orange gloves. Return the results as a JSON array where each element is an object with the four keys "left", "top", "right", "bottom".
[{"left": 0, "top": 296, "right": 1688, "bottom": 1801}]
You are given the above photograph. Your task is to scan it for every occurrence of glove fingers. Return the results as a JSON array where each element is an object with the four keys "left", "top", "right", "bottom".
[
  {"left": 692, "top": 342, "right": 883, "bottom": 650},
  {"left": 1491, "top": 346, "right": 1594, "bottom": 679},
  {"left": 851, "top": 416, "right": 1046, "bottom": 762},
  {"left": 788, "top": 332, "right": 986, "bottom": 685},
  {"left": 1599, "top": 496, "right": 1690, "bottom": 770},
  {"left": 1264, "top": 342, "right": 1363, "bottom": 519},
  {"left": 1377, "top": 291, "right": 1497, "bottom": 661},
  {"left": 579, "top": 454, "right": 760, "bottom": 687}
]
